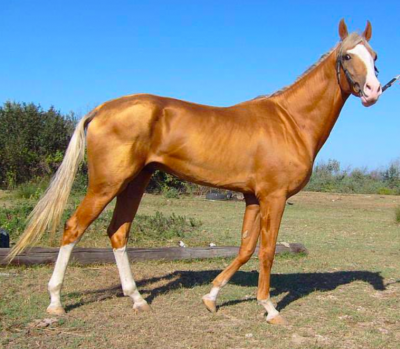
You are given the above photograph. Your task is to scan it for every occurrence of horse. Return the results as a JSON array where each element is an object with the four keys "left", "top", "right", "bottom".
[{"left": 9, "top": 19, "right": 382, "bottom": 324}]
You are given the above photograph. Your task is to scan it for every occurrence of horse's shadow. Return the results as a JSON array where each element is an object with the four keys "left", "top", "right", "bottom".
[{"left": 65, "top": 269, "right": 386, "bottom": 312}]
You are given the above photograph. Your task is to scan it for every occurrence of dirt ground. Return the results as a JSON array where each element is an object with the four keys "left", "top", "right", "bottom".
[{"left": 1, "top": 191, "right": 400, "bottom": 348}]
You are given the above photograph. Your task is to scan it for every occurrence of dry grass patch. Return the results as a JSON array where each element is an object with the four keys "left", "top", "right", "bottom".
[{"left": 1, "top": 191, "right": 400, "bottom": 348}]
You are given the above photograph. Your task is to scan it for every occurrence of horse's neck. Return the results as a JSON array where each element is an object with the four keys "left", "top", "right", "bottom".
[{"left": 272, "top": 49, "right": 350, "bottom": 159}]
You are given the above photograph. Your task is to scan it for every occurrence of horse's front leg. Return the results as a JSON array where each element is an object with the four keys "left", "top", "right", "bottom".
[
  {"left": 203, "top": 194, "right": 260, "bottom": 312},
  {"left": 256, "top": 193, "right": 287, "bottom": 324}
]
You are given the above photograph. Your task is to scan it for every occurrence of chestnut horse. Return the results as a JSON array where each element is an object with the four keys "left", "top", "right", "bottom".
[{"left": 9, "top": 20, "right": 382, "bottom": 324}]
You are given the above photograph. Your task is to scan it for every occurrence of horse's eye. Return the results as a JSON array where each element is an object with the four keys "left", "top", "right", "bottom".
[{"left": 344, "top": 54, "right": 351, "bottom": 61}]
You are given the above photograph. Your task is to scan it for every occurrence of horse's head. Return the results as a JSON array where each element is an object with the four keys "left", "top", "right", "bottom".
[{"left": 337, "top": 19, "right": 381, "bottom": 107}]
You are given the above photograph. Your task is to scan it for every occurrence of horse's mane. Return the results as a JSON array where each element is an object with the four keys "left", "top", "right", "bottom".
[{"left": 254, "top": 32, "right": 369, "bottom": 100}]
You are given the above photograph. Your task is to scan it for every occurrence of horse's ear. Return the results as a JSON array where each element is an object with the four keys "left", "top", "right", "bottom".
[
  {"left": 339, "top": 19, "right": 348, "bottom": 41},
  {"left": 362, "top": 20, "right": 372, "bottom": 41}
]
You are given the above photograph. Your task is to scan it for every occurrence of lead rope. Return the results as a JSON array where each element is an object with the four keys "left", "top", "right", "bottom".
[{"left": 382, "top": 75, "right": 400, "bottom": 93}]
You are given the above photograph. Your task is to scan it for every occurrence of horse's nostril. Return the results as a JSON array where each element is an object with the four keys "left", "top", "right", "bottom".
[
  {"left": 365, "top": 84, "right": 372, "bottom": 91},
  {"left": 378, "top": 85, "right": 382, "bottom": 93}
]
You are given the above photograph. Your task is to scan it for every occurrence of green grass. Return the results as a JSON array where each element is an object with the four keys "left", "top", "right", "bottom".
[
  {"left": 0, "top": 201, "right": 203, "bottom": 248},
  {"left": 13, "top": 179, "right": 49, "bottom": 199},
  {"left": 0, "top": 203, "right": 34, "bottom": 240},
  {"left": 89, "top": 209, "right": 203, "bottom": 243},
  {"left": 395, "top": 206, "right": 400, "bottom": 223},
  {"left": 1, "top": 191, "right": 400, "bottom": 348}
]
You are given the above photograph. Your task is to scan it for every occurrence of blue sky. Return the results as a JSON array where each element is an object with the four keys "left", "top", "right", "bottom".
[{"left": 1, "top": 1, "right": 399, "bottom": 169}]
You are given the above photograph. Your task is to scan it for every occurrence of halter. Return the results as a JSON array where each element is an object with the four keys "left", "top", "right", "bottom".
[
  {"left": 336, "top": 51, "right": 365, "bottom": 97},
  {"left": 336, "top": 45, "right": 399, "bottom": 95}
]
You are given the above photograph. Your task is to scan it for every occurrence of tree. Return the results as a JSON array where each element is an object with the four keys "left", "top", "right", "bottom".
[{"left": 0, "top": 102, "right": 76, "bottom": 187}]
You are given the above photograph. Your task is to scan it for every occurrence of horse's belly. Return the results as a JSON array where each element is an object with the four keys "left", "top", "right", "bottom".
[{"left": 150, "top": 154, "right": 255, "bottom": 192}]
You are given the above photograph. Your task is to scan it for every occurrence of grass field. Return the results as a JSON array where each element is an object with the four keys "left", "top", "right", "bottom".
[{"left": 1, "top": 191, "right": 400, "bottom": 348}]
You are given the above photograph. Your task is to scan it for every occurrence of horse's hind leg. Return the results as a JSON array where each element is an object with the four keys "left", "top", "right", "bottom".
[
  {"left": 47, "top": 182, "right": 123, "bottom": 315},
  {"left": 107, "top": 170, "right": 152, "bottom": 312},
  {"left": 202, "top": 194, "right": 260, "bottom": 312},
  {"left": 47, "top": 155, "right": 147, "bottom": 315}
]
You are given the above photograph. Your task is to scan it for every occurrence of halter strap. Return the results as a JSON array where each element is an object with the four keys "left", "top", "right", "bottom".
[{"left": 336, "top": 53, "right": 364, "bottom": 97}]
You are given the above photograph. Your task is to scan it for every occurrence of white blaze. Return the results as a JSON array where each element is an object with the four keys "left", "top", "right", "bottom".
[{"left": 347, "top": 44, "right": 381, "bottom": 104}]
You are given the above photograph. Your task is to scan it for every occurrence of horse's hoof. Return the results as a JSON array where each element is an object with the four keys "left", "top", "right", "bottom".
[
  {"left": 46, "top": 306, "right": 66, "bottom": 315},
  {"left": 134, "top": 302, "right": 152, "bottom": 313},
  {"left": 202, "top": 296, "right": 217, "bottom": 313},
  {"left": 266, "top": 314, "right": 287, "bottom": 325}
]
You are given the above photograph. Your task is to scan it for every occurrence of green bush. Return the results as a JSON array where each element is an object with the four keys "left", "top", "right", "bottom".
[
  {"left": 147, "top": 170, "right": 186, "bottom": 194},
  {"left": 71, "top": 172, "right": 89, "bottom": 195},
  {"left": 395, "top": 207, "right": 400, "bottom": 224},
  {"left": 162, "top": 187, "right": 181, "bottom": 199},
  {"left": 85, "top": 209, "right": 202, "bottom": 242},
  {"left": 0, "top": 202, "right": 202, "bottom": 246},
  {"left": 14, "top": 178, "right": 50, "bottom": 199},
  {"left": 0, "top": 203, "right": 34, "bottom": 241},
  {"left": 14, "top": 182, "right": 41, "bottom": 200},
  {"left": 306, "top": 159, "right": 400, "bottom": 195},
  {"left": 62, "top": 207, "right": 202, "bottom": 242},
  {"left": 377, "top": 187, "right": 394, "bottom": 196},
  {"left": 132, "top": 211, "right": 202, "bottom": 242},
  {"left": 0, "top": 102, "right": 76, "bottom": 188}
]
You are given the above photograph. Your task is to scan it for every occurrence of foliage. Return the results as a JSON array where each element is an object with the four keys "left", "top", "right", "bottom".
[
  {"left": 71, "top": 172, "right": 89, "bottom": 195},
  {"left": 0, "top": 101, "right": 76, "bottom": 188},
  {"left": 147, "top": 171, "right": 185, "bottom": 194},
  {"left": 306, "top": 159, "right": 400, "bottom": 195},
  {"left": 14, "top": 178, "right": 49, "bottom": 199},
  {"left": 0, "top": 201, "right": 202, "bottom": 245},
  {"left": 70, "top": 207, "right": 203, "bottom": 242},
  {"left": 146, "top": 170, "right": 212, "bottom": 198},
  {"left": 395, "top": 207, "right": 400, "bottom": 224},
  {"left": 132, "top": 211, "right": 202, "bottom": 242},
  {"left": 0, "top": 203, "right": 34, "bottom": 240}
]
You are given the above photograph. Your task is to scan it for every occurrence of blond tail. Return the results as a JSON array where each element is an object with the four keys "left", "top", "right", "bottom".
[{"left": 7, "top": 111, "right": 96, "bottom": 262}]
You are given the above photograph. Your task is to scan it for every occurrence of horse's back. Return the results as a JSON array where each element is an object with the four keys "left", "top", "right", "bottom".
[{"left": 87, "top": 93, "right": 259, "bottom": 148}]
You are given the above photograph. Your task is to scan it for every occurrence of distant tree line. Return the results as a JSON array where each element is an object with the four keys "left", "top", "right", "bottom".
[
  {"left": 1, "top": 101, "right": 399, "bottom": 195},
  {"left": 306, "top": 159, "right": 400, "bottom": 195}
]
